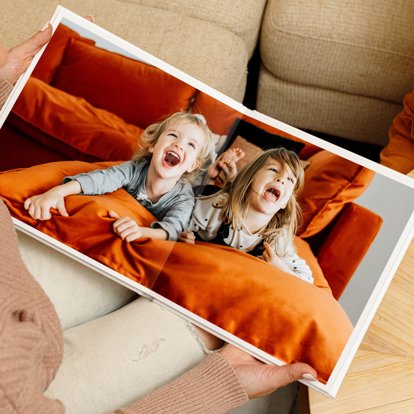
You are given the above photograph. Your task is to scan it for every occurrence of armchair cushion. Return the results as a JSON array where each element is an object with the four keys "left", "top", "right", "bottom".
[
  {"left": 52, "top": 38, "right": 197, "bottom": 128},
  {"left": 297, "top": 150, "right": 375, "bottom": 238},
  {"left": 10, "top": 77, "right": 142, "bottom": 162},
  {"left": 32, "top": 23, "right": 95, "bottom": 84}
]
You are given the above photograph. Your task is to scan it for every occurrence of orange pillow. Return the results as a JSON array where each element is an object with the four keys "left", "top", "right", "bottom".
[
  {"left": 191, "top": 91, "right": 242, "bottom": 135},
  {"left": 10, "top": 77, "right": 143, "bottom": 162},
  {"left": 298, "top": 151, "right": 375, "bottom": 238},
  {"left": 52, "top": 39, "right": 197, "bottom": 128},
  {"left": 32, "top": 23, "right": 95, "bottom": 84},
  {"left": 0, "top": 160, "right": 352, "bottom": 383}
]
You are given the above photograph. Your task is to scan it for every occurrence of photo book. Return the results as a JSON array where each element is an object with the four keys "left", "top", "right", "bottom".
[{"left": 0, "top": 6, "right": 413, "bottom": 398}]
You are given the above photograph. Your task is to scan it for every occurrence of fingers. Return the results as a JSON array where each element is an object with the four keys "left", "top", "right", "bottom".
[
  {"left": 207, "top": 162, "right": 219, "bottom": 179},
  {"left": 266, "top": 362, "right": 317, "bottom": 390},
  {"left": 108, "top": 210, "right": 120, "bottom": 219},
  {"left": 234, "top": 148, "right": 245, "bottom": 161},
  {"left": 56, "top": 199, "right": 68, "bottom": 217},
  {"left": 179, "top": 231, "right": 196, "bottom": 244},
  {"left": 112, "top": 216, "right": 141, "bottom": 242},
  {"left": 16, "top": 23, "right": 53, "bottom": 58}
]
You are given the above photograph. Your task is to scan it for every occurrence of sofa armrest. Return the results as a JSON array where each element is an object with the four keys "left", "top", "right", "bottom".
[{"left": 309, "top": 202, "right": 383, "bottom": 299}]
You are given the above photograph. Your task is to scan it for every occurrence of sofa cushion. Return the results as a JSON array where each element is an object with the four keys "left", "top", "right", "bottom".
[
  {"left": 52, "top": 38, "right": 197, "bottom": 128},
  {"left": 45, "top": 297, "right": 206, "bottom": 414},
  {"left": 32, "top": 23, "right": 95, "bottom": 84},
  {"left": 10, "top": 77, "right": 143, "bottom": 162},
  {"left": 260, "top": 0, "right": 414, "bottom": 104},
  {"left": 17, "top": 232, "right": 137, "bottom": 330},
  {"left": 129, "top": 0, "right": 267, "bottom": 57},
  {"left": 0, "top": 0, "right": 249, "bottom": 101},
  {"left": 256, "top": 66, "right": 401, "bottom": 146},
  {"left": 297, "top": 150, "right": 375, "bottom": 238}
]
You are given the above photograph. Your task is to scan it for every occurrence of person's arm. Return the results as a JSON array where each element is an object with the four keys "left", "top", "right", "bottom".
[
  {"left": 112, "top": 345, "right": 317, "bottom": 414},
  {"left": 150, "top": 188, "right": 195, "bottom": 241},
  {"left": 24, "top": 180, "right": 82, "bottom": 220},
  {"left": 63, "top": 161, "right": 138, "bottom": 195},
  {"left": 0, "top": 77, "right": 13, "bottom": 107}
]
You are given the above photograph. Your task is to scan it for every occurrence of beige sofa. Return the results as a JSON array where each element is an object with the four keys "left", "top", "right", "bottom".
[{"left": 257, "top": 0, "right": 414, "bottom": 147}]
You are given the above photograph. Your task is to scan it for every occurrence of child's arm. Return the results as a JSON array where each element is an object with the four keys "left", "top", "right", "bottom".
[
  {"left": 23, "top": 180, "right": 82, "bottom": 220},
  {"left": 109, "top": 211, "right": 168, "bottom": 241},
  {"left": 262, "top": 242, "right": 314, "bottom": 284}
]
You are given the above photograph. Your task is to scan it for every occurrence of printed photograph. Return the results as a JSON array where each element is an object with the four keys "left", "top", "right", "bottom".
[{"left": 0, "top": 11, "right": 413, "bottom": 396}]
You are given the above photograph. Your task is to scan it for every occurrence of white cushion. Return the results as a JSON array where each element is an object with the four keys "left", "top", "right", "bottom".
[{"left": 17, "top": 232, "right": 137, "bottom": 330}]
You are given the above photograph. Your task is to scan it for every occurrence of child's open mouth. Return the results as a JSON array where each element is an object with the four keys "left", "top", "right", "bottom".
[
  {"left": 263, "top": 187, "right": 281, "bottom": 203},
  {"left": 163, "top": 150, "right": 181, "bottom": 167}
]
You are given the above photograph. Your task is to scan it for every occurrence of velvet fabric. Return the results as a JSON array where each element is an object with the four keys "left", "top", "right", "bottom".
[
  {"left": 297, "top": 150, "right": 375, "bottom": 238},
  {"left": 10, "top": 78, "right": 143, "bottom": 162},
  {"left": 0, "top": 161, "right": 353, "bottom": 383},
  {"left": 191, "top": 91, "right": 242, "bottom": 135},
  {"left": 315, "top": 203, "right": 383, "bottom": 299},
  {"left": 52, "top": 39, "right": 197, "bottom": 128},
  {"left": 32, "top": 23, "right": 95, "bottom": 84}
]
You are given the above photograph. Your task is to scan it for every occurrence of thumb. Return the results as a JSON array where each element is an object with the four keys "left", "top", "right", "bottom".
[
  {"left": 245, "top": 362, "right": 317, "bottom": 399},
  {"left": 56, "top": 200, "right": 69, "bottom": 217},
  {"left": 108, "top": 210, "right": 120, "bottom": 219},
  {"left": 11, "top": 23, "right": 53, "bottom": 58},
  {"left": 271, "top": 362, "right": 317, "bottom": 388}
]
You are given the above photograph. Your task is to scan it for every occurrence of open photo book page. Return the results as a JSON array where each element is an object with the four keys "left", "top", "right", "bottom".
[{"left": 0, "top": 7, "right": 413, "bottom": 398}]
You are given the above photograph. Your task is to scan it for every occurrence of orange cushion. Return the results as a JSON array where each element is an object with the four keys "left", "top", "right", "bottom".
[
  {"left": 9, "top": 77, "right": 143, "bottom": 162},
  {"left": 32, "top": 24, "right": 95, "bottom": 84},
  {"left": 298, "top": 150, "right": 375, "bottom": 238},
  {"left": 0, "top": 161, "right": 352, "bottom": 383},
  {"left": 380, "top": 86, "right": 414, "bottom": 174},
  {"left": 242, "top": 114, "right": 321, "bottom": 160},
  {"left": 191, "top": 91, "right": 242, "bottom": 135},
  {"left": 52, "top": 39, "right": 197, "bottom": 128}
]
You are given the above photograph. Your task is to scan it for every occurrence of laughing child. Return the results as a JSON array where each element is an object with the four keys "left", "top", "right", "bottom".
[
  {"left": 180, "top": 148, "right": 313, "bottom": 283},
  {"left": 24, "top": 112, "right": 215, "bottom": 241}
]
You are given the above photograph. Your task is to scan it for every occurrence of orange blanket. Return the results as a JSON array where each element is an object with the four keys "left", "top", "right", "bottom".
[{"left": 0, "top": 161, "right": 353, "bottom": 383}]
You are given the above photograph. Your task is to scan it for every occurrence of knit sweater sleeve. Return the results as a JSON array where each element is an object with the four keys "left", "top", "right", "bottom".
[
  {"left": 0, "top": 77, "right": 13, "bottom": 108},
  {"left": 112, "top": 352, "right": 249, "bottom": 414}
]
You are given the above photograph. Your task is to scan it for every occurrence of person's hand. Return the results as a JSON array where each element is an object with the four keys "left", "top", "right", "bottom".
[
  {"left": 208, "top": 147, "right": 244, "bottom": 185},
  {"left": 215, "top": 159, "right": 238, "bottom": 186},
  {"left": 219, "top": 344, "right": 317, "bottom": 399},
  {"left": 261, "top": 242, "right": 296, "bottom": 275},
  {"left": 179, "top": 231, "right": 196, "bottom": 244},
  {"left": 109, "top": 210, "right": 145, "bottom": 242},
  {"left": 0, "top": 23, "right": 53, "bottom": 84},
  {"left": 24, "top": 188, "right": 69, "bottom": 220}
]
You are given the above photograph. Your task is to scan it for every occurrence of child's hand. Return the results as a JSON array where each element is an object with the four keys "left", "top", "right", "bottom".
[
  {"left": 261, "top": 242, "right": 296, "bottom": 275},
  {"left": 215, "top": 159, "right": 238, "bottom": 186},
  {"left": 109, "top": 210, "right": 144, "bottom": 242},
  {"left": 179, "top": 231, "right": 196, "bottom": 244},
  {"left": 24, "top": 189, "right": 69, "bottom": 220},
  {"left": 208, "top": 147, "right": 245, "bottom": 182}
]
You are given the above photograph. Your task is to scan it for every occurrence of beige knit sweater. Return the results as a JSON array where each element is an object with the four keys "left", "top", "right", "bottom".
[{"left": 0, "top": 78, "right": 248, "bottom": 413}]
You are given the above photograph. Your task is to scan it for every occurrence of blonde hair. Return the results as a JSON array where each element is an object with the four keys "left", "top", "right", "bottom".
[
  {"left": 134, "top": 112, "right": 215, "bottom": 182},
  {"left": 214, "top": 148, "right": 305, "bottom": 256}
]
